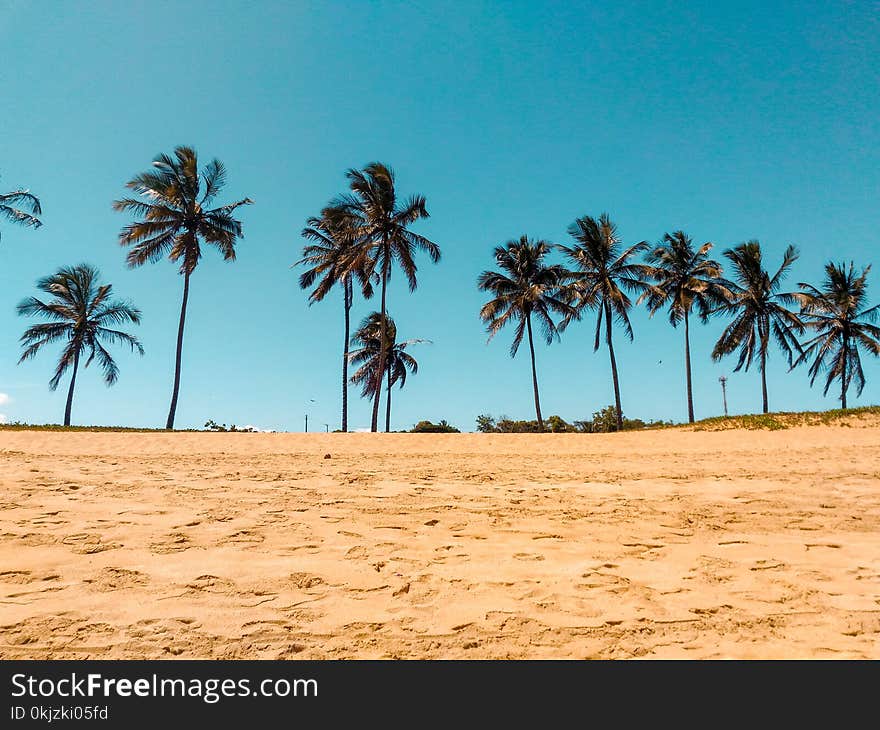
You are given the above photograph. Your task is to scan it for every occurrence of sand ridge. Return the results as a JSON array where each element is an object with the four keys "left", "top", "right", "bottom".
[{"left": 1, "top": 426, "right": 878, "bottom": 658}]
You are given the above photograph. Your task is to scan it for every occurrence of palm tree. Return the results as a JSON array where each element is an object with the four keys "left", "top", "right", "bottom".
[
  {"left": 113, "top": 146, "right": 252, "bottom": 429},
  {"left": 478, "top": 236, "right": 574, "bottom": 431},
  {"left": 790, "top": 262, "right": 880, "bottom": 408},
  {"left": 711, "top": 241, "right": 803, "bottom": 413},
  {"left": 1, "top": 180, "right": 42, "bottom": 236},
  {"left": 348, "top": 312, "right": 424, "bottom": 432},
  {"left": 17, "top": 264, "right": 143, "bottom": 426},
  {"left": 640, "top": 231, "right": 729, "bottom": 423},
  {"left": 336, "top": 163, "right": 439, "bottom": 432},
  {"left": 557, "top": 214, "right": 650, "bottom": 431},
  {"left": 297, "top": 205, "right": 374, "bottom": 432}
]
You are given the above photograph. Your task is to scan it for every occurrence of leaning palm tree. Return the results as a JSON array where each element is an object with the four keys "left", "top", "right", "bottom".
[
  {"left": 557, "top": 214, "right": 650, "bottom": 431},
  {"left": 478, "top": 237, "right": 574, "bottom": 431},
  {"left": 711, "top": 241, "right": 803, "bottom": 413},
  {"left": 297, "top": 205, "right": 374, "bottom": 432},
  {"left": 789, "top": 262, "right": 880, "bottom": 409},
  {"left": 640, "top": 231, "right": 730, "bottom": 423},
  {"left": 1, "top": 179, "right": 42, "bottom": 236},
  {"left": 336, "top": 163, "right": 439, "bottom": 432},
  {"left": 113, "top": 146, "right": 252, "bottom": 429},
  {"left": 17, "top": 264, "right": 143, "bottom": 426},
  {"left": 348, "top": 312, "right": 424, "bottom": 432}
]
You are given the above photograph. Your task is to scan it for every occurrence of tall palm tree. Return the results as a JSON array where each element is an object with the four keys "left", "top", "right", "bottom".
[
  {"left": 17, "top": 264, "right": 143, "bottom": 426},
  {"left": 113, "top": 146, "right": 252, "bottom": 429},
  {"left": 1, "top": 180, "right": 42, "bottom": 236},
  {"left": 478, "top": 236, "right": 574, "bottom": 430},
  {"left": 711, "top": 241, "right": 803, "bottom": 413},
  {"left": 790, "top": 262, "right": 880, "bottom": 408},
  {"left": 557, "top": 214, "right": 650, "bottom": 431},
  {"left": 336, "top": 163, "right": 439, "bottom": 432},
  {"left": 297, "top": 205, "right": 374, "bottom": 432},
  {"left": 348, "top": 312, "right": 424, "bottom": 432},
  {"left": 640, "top": 231, "right": 729, "bottom": 423}
]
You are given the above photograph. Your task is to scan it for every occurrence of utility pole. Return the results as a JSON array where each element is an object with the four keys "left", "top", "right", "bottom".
[
  {"left": 304, "top": 398, "right": 315, "bottom": 433},
  {"left": 719, "top": 375, "right": 728, "bottom": 417}
]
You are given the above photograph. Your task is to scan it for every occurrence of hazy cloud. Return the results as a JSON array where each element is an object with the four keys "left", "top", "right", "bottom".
[{"left": 0, "top": 393, "right": 9, "bottom": 406}]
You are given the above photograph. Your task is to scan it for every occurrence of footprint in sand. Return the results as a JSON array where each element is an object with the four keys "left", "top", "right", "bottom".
[
  {"left": 62, "top": 533, "right": 120, "bottom": 554},
  {"left": 186, "top": 575, "right": 237, "bottom": 594},
  {"left": 0, "top": 570, "right": 37, "bottom": 584},
  {"left": 577, "top": 571, "right": 631, "bottom": 590},
  {"left": 287, "top": 573, "right": 325, "bottom": 590},
  {"left": 150, "top": 532, "right": 191, "bottom": 554},
  {"left": 221, "top": 529, "right": 265, "bottom": 546},
  {"left": 85, "top": 567, "right": 149, "bottom": 592}
]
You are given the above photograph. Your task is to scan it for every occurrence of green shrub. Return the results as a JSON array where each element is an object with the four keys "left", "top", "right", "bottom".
[{"left": 410, "top": 419, "right": 460, "bottom": 433}]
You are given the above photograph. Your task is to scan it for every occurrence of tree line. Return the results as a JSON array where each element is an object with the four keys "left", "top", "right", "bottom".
[
  {"left": 3, "top": 149, "right": 879, "bottom": 430},
  {"left": 478, "top": 218, "right": 879, "bottom": 430}
]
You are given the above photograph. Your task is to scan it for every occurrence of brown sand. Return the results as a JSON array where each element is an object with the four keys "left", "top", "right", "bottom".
[{"left": 1, "top": 422, "right": 878, "bottom": 659}]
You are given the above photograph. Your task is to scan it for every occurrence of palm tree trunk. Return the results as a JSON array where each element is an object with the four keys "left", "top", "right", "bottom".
[
  {"left": 684, "top": 310, "right": 694, "bottom": 423},
  {"left": 63, "top": 350, "right": 80, "bottom": 427},
  {"left": 342, "top": 276, "right": 352, "bottom": 432},
  {"left": 385, "top": 366, "right": 392, "bottom": 433},
  {"left": 604, "top": 301, "right": 623, "bottom": 431},
  {"left": 525, "top": 312, "right": 544, "bottom": 431},
  {"left": 166, "top": 270, "right": 190, "bottom": 430},
  {"left": 841, "top": 334, "right": 848, "bottom": 409},
  {"left": 370, "top": 248, "right": 390, "bottom": 432},
  {"left": 760, "top": 342, "right": 769, "bottom": 414}
]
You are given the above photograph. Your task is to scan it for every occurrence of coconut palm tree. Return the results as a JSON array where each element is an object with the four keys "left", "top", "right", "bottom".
[
  {"left": 336, "top": 163, "right": 439, "bottom": 432},
  {"left": 113, "top": 146, "right": 252, "bottom": 429},
  {"left": 640, "top": 231, "right": 730, "bottom": 423},
  {"left": 557, "top": 214, "right": 650, "bottom": 431},
  {"left": 17, "top": 264, "right": 143, "bottom": 426},
  {"left": 711, "top": 241, "right": 803, "bottom": 413},
  {"left": 478, "top": 236, "right": 574, "bottom": 431},
  {"left": 297, "top": 205, "right": 374, "bottom": 432},
  {"left": 1, "top": 181, "right": 42, "bottom": 236},
  {"left": 789, "top": 262, "right": 880, "bottom": 408},
  {"left": 348, "top": 312, "right": 425, "bottom": 432}
]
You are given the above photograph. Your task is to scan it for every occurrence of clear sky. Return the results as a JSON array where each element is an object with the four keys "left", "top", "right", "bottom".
[{"left": 1, "top": 1, "right": 878, "bottom": 431}]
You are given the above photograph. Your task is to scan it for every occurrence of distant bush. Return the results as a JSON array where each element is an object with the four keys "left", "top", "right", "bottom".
[
  {"left": 475, "top": 407, "right": 671, "bottom": 433},
  {"left": 410, "top": 419, "right": 460, "bottom": 433},
  {"left": 204, "top": 420, "right": 255, "bottom": 433}
]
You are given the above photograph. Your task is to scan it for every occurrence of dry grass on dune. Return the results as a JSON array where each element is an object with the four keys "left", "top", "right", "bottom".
[{"left": 1, "top": 416, "right": 878, "bottom": 659}]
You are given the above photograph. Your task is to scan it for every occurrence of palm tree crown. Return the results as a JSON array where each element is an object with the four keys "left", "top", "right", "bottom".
[
  {"left": 113, "top": 146, "right": 252, "bottom": 273},
  {"left": 640, "top": 231, "right": 729, "bottom": 422},
  {"left": 1, "top": 180, "right": 42, "bottom": 236},
  {"left": 711, "top": 241, "right": 803, "bottom": 413},
  {"left": 348, "top": 311, "right": 425, "bottom": 432},
  {"left": 478, "top": 236, "right": 573, "bottom": 429},
  {"left": 557, "top": 214, "right": 650, "bottom": 430},
  {"left": 113, "top": 146, "right": 252, "bottom": 428},
  {"left": 298, "top": 205, "right": 374, "bottom": 432},
  {"left": 298, "top": 206, "right": 373, "bottom": 303},
  {"left": 791, "top": 262, "right": 880, "bottom": 408},
  {"left": 336, "top": 162, "right": 439, "bottom": 431},
  {"left": 17, "top": 264, "right": 143, "bottom": 425}
]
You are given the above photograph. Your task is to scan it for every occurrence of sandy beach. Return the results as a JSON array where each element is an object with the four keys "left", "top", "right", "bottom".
[{"left": 1, "top": 420, "right": 878, "bottom": 659}]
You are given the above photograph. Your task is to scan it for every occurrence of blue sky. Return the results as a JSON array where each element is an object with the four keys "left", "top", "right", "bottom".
[{"left": 1, "top": 1, "right": 878, "bottom": 431}]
